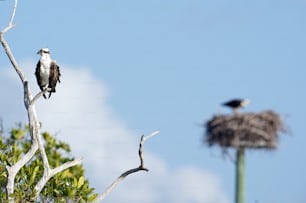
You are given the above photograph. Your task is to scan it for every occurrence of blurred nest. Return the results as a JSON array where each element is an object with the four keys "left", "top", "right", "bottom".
[{"left": 205, "top": 111, "right": 284, "bottom": 149}]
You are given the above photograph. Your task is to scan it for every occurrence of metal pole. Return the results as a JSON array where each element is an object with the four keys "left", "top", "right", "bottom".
[{"left": 235, "top": 147, "right": 245, "bottom": 203}]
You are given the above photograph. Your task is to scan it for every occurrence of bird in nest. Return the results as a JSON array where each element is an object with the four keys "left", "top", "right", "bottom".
[{"left": 222, "top": 98, "right": 250, "bottom": 113}]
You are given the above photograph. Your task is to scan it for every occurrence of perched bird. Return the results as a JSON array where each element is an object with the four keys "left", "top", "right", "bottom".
[
  {"left": 35, "top": 48, "right": 61, "bottom": 99},
  {"left": 222, "top": 98, "right": 250, "bottom": 112}
]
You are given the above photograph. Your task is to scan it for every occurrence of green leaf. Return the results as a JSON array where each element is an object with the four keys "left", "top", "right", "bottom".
[
  {"left": 77, "top": 176, "right": 85, "bottom": 189},
  {"left": 61, "top": 170, "right": 73, "bottom": 178},
  {"left": 84, "top": 188, "right": 94, "bottom": 195},
  {"left": 79, "top": 199, "right": 86, "bottom": 203},
  {"left": 67, "top": 188, "right": 76, "bottom": 198},
  {"left": 73, "top": 177, "right": 78, "bottom": 188},
  {"left": 0, "top": 172, "right": 7, "bottom": 178},
  {"left": 54, "top": 188, "right": 60, "bottom": 195},
  {"left": 0, "top": 124, "right": 96, "bottom": 202},
  {"left": 13, "top": 143, "right": 17, "bottom": 154},
  {"left": 29, "top": 166, "right": 39, "bottom": 184},
  {"left": 11, "top": 128, "right": 25, "bottom": 140},
  {"left": 88, "top": 193, "right": 98, "bottom": 202}
]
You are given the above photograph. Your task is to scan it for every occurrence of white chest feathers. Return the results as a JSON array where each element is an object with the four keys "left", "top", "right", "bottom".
[{"left": 39, "top": 55, "right": 52, "bottom": 86}]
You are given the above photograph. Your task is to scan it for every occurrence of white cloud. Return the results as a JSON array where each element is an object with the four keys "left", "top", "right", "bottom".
[
  {"left": 0, "top": 61, "right": 229, "bottom": 203},
  {"left": 163, "top": 167, "right": 229, "bottom": 203}
]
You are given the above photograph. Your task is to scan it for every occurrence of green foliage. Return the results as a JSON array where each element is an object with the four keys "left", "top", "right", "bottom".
[{"left": 0, "top": 124, "right": 98, "bottom": 202}]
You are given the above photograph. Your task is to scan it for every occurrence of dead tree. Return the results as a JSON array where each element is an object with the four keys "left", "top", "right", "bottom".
[
  {"left": 0, "top": 0, "right": 158, "bottom": 202},
  {"left": 0, "top": 1, "right": 82, "bottom": 202},
  {"left": 205, "top": 110, "right": 284, "bottom": 203}
]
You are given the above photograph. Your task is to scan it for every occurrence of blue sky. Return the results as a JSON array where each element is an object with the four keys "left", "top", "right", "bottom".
[{"left": 0, "top": 0, "right": 306, "bottom": 203}]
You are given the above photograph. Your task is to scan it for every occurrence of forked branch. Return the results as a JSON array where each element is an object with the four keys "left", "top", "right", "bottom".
[
  {"left": 1, "top": 0, "right": 17, "bottom": 34},
  {"left": 34, "top": 157, "right": 83, "bottom": 197},
  {"left": 93, "top": 131, "right": 159, "bottom": 203},
  {"left": 0, "top": 0, "right": 25, "bottom": 84}
]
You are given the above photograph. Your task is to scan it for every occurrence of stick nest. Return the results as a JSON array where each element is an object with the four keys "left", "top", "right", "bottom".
[{"left": 205, "top": 110, "right": 284, "bottom": 149}]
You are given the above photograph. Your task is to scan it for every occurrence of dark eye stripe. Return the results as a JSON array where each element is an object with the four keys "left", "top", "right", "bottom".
[{"left": 42, "top": 51, "right": 49, "bottom": 54}]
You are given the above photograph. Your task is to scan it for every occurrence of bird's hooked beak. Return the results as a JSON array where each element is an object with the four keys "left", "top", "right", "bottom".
[{"left": 37, "top": 50, "right": 41, "bottom": 55}]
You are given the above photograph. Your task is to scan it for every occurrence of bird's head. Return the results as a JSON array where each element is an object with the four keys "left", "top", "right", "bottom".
[
  {"left": 241, "top": 98, "right": 250, "bottom": 107},
  {"left": 37, "top": 48, "right": 50, "bottom": 56}
]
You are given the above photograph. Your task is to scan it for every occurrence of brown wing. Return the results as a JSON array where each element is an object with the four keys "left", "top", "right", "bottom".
[
  {"left": 48, "top": 61, "right": 61, "bottom": 93},
  {"left": 35, "top": 61, "right": 44, "bottom": 91},
  {"left": 56, "top": 63, "right": 61, "bottom": 83}
]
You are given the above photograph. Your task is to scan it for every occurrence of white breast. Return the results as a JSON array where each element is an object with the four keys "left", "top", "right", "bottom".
[{"left": 39, "top": 56, "right": 51, "bottom": 87}]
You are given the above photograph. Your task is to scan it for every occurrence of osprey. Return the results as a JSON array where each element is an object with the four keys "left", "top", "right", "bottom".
[
  {"left": 222, "top": 98, "right": 250, "bottom": 112},
  {"left": 35, "top": 48, "right": 61, "bottom": 99}
]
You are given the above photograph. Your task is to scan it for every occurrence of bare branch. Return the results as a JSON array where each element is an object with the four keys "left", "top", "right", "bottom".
[
  {"left": 5, "top": 101, "right": 42, "bottom": 202},
  {"left": 34, "top": 158, "right": 83, "bottom": 197},
  {"left": 0, "top": 0, "right": 17, "bottom": 34},
  {"left": 30, "top": 88, "right": 51, "bottom": 107},
  {"left": 221, "top": 148, "right": 236, "bottom": 165},
  {"left": 93, "top": 131, "right": 159, "bottom": 203},
  {"left": 37, "top": 133, "right": 50, "bottom": 170},
  {"left": 0, "top": 0, "right": 24, "bottom": 85},
  {"left": 0, "top": 34, "right": 25, "bottom": 83},
  {"left": 52, "top": 158, "right": 83, "bottom": 175},
  {"left": 32, "top": 109, "right": 83, "bottom": 197},
  {"left": 139, "top": 130, "right": 159, "bottom": 169},
  {"left": 142, "top": 130, "right": 159, "bottom": 142},
  {"left": 6, "top": 139, "right": 38, "bottom": 203}
]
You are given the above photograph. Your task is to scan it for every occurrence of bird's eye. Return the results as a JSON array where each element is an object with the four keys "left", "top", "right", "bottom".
[{"left": 43, "top": 51, "right": 49, "bottom": 54}]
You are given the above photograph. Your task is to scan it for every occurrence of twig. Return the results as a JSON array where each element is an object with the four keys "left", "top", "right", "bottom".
[
  {"left": 93, "top": 131, "right": 159, "bottom": 203},
  {"left": 0, "top": 0, "right": 17, "bottom": 34},
  {"left": 222, "top": 148, "right": 236, "bottom": 164},
  {"left": 139, "top": 130, "right": 159, "bottom": 169},
  {"left": 0, "top": 0, "right": 24, "bottom": 84}
]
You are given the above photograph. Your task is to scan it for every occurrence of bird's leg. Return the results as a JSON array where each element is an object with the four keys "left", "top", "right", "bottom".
[
  {"left": 42, "top": 85, "right": 52, "bottom": 99},
  {"left": 42, "top": 84, "right": 48, "bottom": 91}
]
